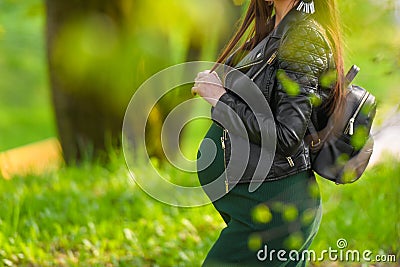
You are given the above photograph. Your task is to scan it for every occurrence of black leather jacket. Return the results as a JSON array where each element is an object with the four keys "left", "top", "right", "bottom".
[{"left": 211, "top": 6, "right": 336, "bottom": 189}]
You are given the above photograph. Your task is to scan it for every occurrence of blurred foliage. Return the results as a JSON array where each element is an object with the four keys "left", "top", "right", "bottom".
[
  {"left": 0, "top": 1, "right": 399, "bottom": 265},
  {"left": 44, "top": 0, "right": 240, "bottom": 162},
  {"left": 0, "top": 0, "right": 399, "bottom": 155},
  {"left": 0, "top": 152, "right": 225, "bottom": 266},
  {"left": 0, "top": 0, "right": 54, "bottom": 151},
  {"left": 50, "top": 0, "right": 235, "bottom": 102},
  {"left": 277, "top": 69, "right": 300, "bottom": 96},
  {"left": 311, "top": 157, "right": 400, "bottom": 265},
  {"left": 0, "top": 151, "right": 398, "bottom": 266},
  {"left": 339, "top": 0, "right": 400, "bottom": 102}
]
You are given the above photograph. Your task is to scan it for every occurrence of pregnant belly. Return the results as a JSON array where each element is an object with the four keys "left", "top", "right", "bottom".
[{"left": 196, "top": 123, "right": 225, "bottom": 186}]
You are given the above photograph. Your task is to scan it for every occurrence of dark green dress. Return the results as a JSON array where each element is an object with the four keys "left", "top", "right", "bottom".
[{"left": 197, "top": 123, "right": 322, "bottom": 267}]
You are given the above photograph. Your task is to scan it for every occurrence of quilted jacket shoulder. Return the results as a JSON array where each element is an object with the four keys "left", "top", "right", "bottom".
[{"left": 278, "top": 20, "right": 331, "bottom": 90}]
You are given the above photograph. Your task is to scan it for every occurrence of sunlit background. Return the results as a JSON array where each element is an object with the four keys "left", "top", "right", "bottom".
[{"left": 0, "top": 0, "right": 399, "bottom": 265}]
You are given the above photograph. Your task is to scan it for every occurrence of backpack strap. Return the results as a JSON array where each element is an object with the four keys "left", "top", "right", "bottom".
[
  {"left": 307, "top": 65, "right": 361, "bottom": 149},
  {"left": 307, "top": 120, "right": 321, "bottom": 148}
]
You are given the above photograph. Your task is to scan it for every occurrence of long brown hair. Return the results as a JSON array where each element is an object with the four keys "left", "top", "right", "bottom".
[{"left": 215, "top": 0, "right": 345, "bottom": 113}]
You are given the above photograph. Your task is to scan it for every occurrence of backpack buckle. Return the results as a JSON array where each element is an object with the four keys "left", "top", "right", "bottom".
[{"left": 311, "top": 139, "right": 321, "bottom": 147}]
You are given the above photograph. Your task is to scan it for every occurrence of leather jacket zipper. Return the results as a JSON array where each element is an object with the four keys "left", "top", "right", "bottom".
[
  {"left": 267, "top": 51, "right": 278, "bottom": 65},
  {"left": 286, "top": 157, "right": 295, "bottom": 167},
  {"left": 225, "top": 51, "right": 278, "bottom": 85},
  {"left": 236, "top": 59, "right": 264, "bottom": 71},
  {"left": 251, "top": 51, "right": 278, "bottom": 81},
  {"left": 221, "top": 129, "right": 229, "bottom": 193},
  {"left": 225, "top": 59, "right": 264, "bottom": 82},
  {"left": 219, "top": 51, "right": 279, "bottom": 189},
  {"left": 344, "top": 91, "right": 370, "bottom": 136}
]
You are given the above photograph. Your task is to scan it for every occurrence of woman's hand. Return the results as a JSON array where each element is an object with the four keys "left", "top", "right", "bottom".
[{"left": 191, "top": 70, "right": 226, "bottom": 107}]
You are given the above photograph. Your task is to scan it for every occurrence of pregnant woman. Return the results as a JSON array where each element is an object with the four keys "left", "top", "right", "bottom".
[{"left": 192, "top": 0, "right": 344, "bottom": 266}]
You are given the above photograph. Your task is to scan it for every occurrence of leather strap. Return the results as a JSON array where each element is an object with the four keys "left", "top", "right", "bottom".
[{"left": 307, "top": 119, "right": 321, "bottom": 146}]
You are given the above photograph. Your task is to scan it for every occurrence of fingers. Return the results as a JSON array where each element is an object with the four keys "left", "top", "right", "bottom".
[
  {"left": 191, "top": 85, "right": 198, "bottom": 96},
  {"left": 195, "top": 73, "right": 221, "bottom": 85},
  {"left": 192, "top": 80, "right": 208, "bottom": 96},
  {"left": 211, "top": 71, "right": 222, "bottom": 83},
  {"left": 192, "top": 70, "right": 222, "bottom": 97},
  {"left": 197, "top": 70, "right": 210, "bottom": 78},
  {"left": 196, "top": 70, "right": 220, "bottom": 81}
]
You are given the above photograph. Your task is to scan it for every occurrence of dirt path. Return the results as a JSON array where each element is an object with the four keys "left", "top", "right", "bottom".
[{"left": 369, "top": 110, "right": 400, "bottom": 167}]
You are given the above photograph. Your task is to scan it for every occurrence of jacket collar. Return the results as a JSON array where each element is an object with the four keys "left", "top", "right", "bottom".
[{"left": 231, "top": 4, "right": 310, "bottom": 69}]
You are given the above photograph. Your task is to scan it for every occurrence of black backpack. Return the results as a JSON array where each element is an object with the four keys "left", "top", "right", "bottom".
[{"left": 306, "top": 65, "right": 377, "bottom": 184}]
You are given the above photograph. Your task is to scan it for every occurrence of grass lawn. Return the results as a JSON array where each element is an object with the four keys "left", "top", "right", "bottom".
[{"left": 0, "top": 151, "right": 398, "bottom": 266}]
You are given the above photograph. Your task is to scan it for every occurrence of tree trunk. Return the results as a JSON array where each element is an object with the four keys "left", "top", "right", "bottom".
[
  {"left": 46, "top": 0, "right": 129, "bottom": 163},
  {"left": 45, "top": 0, "right": 241, "bottom": 164}
]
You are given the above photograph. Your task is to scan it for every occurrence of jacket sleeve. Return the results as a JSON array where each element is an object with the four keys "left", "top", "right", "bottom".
[
  {"left": 273, "top": 24, "right": 330, "bottom": 155},
  {"left": 211, "top": 23, "right": 330, "bottom": 155}
]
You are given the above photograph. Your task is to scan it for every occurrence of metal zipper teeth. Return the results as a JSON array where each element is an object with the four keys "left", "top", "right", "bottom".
[
  {"left": 222, "top": 57, "right": 263, "bottom": 192},
  {"left": 267, "top": 51, "right": 278, "bottom": 65},
  {"left": 219, "top": 52, "right": 279, "bottom": 191},
  {"left": 251, "top": 51, "right": 278, "bottom": 81},
  {"left": 225, "top": 59, "right": 264, "bottom": 81},
  {"left": 221, "top": 129, "right": 229, "bottom": 193},
  {"left": 236, "top": 59, "right": 264, "bottom": 71},
  {"left": 344, "top": 91, "right": 370, "bottom": 135},
  {"left": 224, "top": 51, "right": 278, "bottom": 85},
  {"left": 286, "top": 157, "right": 295, "bottom": 167}
]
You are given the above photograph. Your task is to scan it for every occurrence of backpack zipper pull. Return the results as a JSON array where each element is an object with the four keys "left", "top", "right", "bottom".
[{"left": 349, "top": 118, "right": 355, "bottom": 135}]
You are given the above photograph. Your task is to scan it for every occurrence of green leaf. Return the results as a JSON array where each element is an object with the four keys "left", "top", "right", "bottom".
[
  {"left": 252, "top": 204, "right": 273, "bottom": 224},
  {"left": 284, "top": 232, "right": 304, "bottom": 250},
  {"left": 248, "top": 234, "right": 263, "bottom": 251},
  {"left": 282, "top": 204, "right": 299, "bottom": 222},
  {"left": 351, "top": 126, "right": 368, "bottom": 150},
  {"left": 277, "top": 70, "right": 300, "bottom": 96}
]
